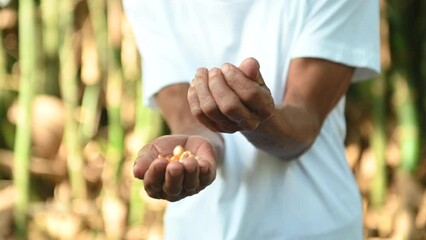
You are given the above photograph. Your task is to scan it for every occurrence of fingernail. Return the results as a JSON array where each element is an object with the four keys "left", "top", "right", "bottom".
[
  {"left": 196, "top": 67, "right": 207, "bottom": 76},
  {"left": 209, "top": 67, "right": 220, "bottom": 77}
]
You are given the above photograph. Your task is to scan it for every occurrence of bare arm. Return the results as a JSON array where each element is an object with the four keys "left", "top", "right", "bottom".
[
  {"left": 188, "top": 57, "right": 354, "bottom": 160},
  {"left": 242, "top": 58, "right": 354, "bottom": 159}
]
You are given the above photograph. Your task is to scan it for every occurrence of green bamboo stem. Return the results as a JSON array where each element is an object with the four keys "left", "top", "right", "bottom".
[
  {"left": 104, "top": 57, "right": 124, "bottom": 190},
  {"left": 128, "top": 78, "right": 163, "bottom": 225},
  {"left": 387, "top": 0, "right": 422, "bottom": 173},
  {"left": 393, "top": 74, "right": 420, "bottom": 173},
  {"left": 87, "top": 0, "right": 108, "bottom": 70},
  {"left": 369, "top": 77, "right": 387, "bottom": 209},
  {"left": 80, "top": 85, "right": 101, "bottom": 142},
  {"left": 79, "top": 0, "right": 109, "bottom": 142},
  {"left": 0, "top": 29, "right": 6, "bottom": 82},
  {"left": 13, "top": 0, "right": 36, "bottom": 237},
  {"left": 59, "top": 0, "right": 87, "bottom": 200},
  {"left": 102, "top": 56, "right": 124, "bottom": 239},
  {"left": 100, "top": 3, "right": 127, "bottom": 238},
  {"left": 103, "top": 0, "right": 124, "bottom": 190},
  {"left": 41, "top": 0, "right": 60, "bottom": 96},
  {"left": 79, "top": 27, "right": 102, "bottom": 143}
]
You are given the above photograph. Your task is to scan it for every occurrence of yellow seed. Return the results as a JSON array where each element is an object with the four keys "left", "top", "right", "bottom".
[
  {"left": 173, "top": 145, "right": 184, "bottom": 158},
  {"left": 179, "top": 151, "right": 190, "bottom": 161}
]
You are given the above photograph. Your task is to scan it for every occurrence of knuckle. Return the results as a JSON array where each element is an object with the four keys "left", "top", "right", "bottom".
[
  {"left": 200, "top": 99, "right": 218, "bottom": 116},
  {"left": 222, "top": 103, "right": 240, "bottom": 119},
  {"left": 240, "top": 86, "right": 259, "bottom": 103},
  {"left": 240, "top": 117, "right": 260, "bottom": 131},
  {"left": 191, "top": 104, "right": 204, "bottom": 119}
]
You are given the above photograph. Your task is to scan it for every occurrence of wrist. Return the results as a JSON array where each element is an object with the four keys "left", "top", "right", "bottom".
[{"left": 242, "top": 104, "right": 319, "bottom": 160}]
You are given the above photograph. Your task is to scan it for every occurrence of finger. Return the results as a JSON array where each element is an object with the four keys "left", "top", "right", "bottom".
[
  {"left": 208, "top": 67, "right": 259, "bottom": 130},
  {"left": 193, "top": 68, "right": 237, "bottom": 132},
  {"left": 239, "top": 58, "right": 274, "bottom": 120},
  {"left": 188, "top": 79, "right": 223, "bottom": 132},
  {"left": 144, "top": 158, "right": 168, "bottom": 197},
  {"left": 198, "top": 159, "right": 215, "bottom": 189},
  {"left": 133, "top": 143, "right": 160, "bottom": 179},
  {"left": 163, "top": 161, "right": 184, "bottom": 196},
  {"left": 165, "top": 195, "right": 184, "bottom": 202},
  {"left": 238, "top": 57, "right": 265, "bottom": 85},
  {"left": 221, "top": 63, "right": 274, "bottom": 120},
  {"left": 181, "top": 157, "right": 199, "bottom": 193}
]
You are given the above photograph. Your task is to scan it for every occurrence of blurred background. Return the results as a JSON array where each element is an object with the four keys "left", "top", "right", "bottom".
[{"left": 0, "top": 0, "right": 424, "bottom": 239}]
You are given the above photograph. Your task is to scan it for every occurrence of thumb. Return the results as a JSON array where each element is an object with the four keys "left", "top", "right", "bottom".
[{"left": 239, "top": 57, "right": 265, "bottom": 85}]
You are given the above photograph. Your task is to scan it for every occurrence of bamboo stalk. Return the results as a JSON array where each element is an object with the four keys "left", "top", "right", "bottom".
[
  {"left": 80, "top": 23, "right": 101, "bottom": 143},
  {"left": 87, "top": 0, "right": 108, "bottom": 70},
  {"left": 40, "top": 0, "right": 60, "bottom": 96},
  {"left": 387, "top": 0, "right": 422, "bottom": 173},
  {"left": 99, "top": 1, "right": 127, "bottom": 238},
  {"left": 79, "top": 84, "right": 101, "bottom": 142},
  {"left": 369, "top": 77, "right": 387, "bottom": 209},
  {"left": 0, "top": 29, "right": 6, "bottom": 82},
  {"left": 104, "top": 0, "right": 124, "bottom": 189},
  {"left": 128, "top": 79, "right": 163, "bottom": 225},
  {"left": 128, "top": 79, "right": 147, "bottom": 226},
  {"left": 79, "top": 0, "right": 109, "bottom": 143},
  {"left": 59, "top": 0, "right": 87, "bottom": 200},
  {"left": 13, "top": 0, "right": 37, "bottom": 237},
  {"left": 393, "top": 74, "right": 420, "bottom": 173}
]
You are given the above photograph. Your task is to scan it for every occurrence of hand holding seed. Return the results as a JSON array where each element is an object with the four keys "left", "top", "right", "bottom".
[
  {"left": 133, "top": 135, "right": 216, "bottom": 202},
  {"left": 158, "top": 145, "right": 200, "bottom": 162}
]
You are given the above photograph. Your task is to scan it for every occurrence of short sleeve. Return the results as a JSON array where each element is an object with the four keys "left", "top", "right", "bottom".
[
  {"left": 291, "top": 0, "right": 381, "bottom": 81},
  {"left": 123, "top": 1, "right": 194, "bottom": 107}
]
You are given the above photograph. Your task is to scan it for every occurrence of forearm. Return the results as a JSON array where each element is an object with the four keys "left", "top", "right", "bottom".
[
  {"left": 242, "top": 58, "right": 353, "bottom": 160},
  {"left": 242, "top": 103, "right": 321, "bottom": 160}
]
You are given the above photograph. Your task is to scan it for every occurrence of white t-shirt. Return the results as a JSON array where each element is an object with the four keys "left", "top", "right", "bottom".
[{"left": 124, "top": 1, "right": 380, "bottom": 239}]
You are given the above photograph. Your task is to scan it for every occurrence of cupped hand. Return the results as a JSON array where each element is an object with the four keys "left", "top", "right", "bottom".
[
  {"left": 133, "top": 135, "right": 217, "bottom": 202},
  {"left": 187, "top": 57, "right": 275, "bottom": 133}
]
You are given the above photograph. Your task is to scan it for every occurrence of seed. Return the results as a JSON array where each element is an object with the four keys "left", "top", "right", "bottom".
[
  {"left": 158, "top": 145, "right": 199, "bottom": 162},
  {"left": 173, "top": 145, "right": 184, "bottom": 158}
]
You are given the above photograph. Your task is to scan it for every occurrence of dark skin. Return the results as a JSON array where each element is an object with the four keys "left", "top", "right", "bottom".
[{"left": 133, "top": 57, "right": 354, "bottom": 201}]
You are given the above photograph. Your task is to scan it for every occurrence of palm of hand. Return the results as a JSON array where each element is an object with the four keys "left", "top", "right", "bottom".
[{"left": 133, "top": 135, "right": 217, "bottom": 202}]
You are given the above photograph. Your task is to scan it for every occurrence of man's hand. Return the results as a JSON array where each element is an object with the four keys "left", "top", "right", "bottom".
[
  {"left": 134, "top": 135, "right": 216, "bottom": 202},
  {"left": 188, "top": 58, "right": 275, "bottom": 133}
]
